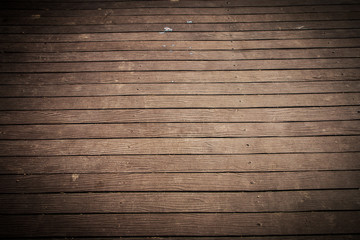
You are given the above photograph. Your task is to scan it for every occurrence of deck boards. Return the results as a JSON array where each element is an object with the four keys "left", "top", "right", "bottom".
[{"left": 0, "top": 0, "right": 359, "bottom": 239}]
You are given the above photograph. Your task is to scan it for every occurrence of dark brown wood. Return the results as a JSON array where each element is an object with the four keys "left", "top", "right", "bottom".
[
  {"left": 0, "top": 93, "right": 359, "bottom": 110},
  {"left": 2, "top": 20, "right": 359, "bottom": 34},
  {"left": 2, "top": 39, "right": 360, "bottom": 52},
  {"left": 1, "top": 82, "right": 359, "bottom": 97},
  {"left": 3, "top": 0, "right": 360, "bottom": 10},
  {"left": 0, "top": 171, "right": 359, "bottom": 193},
  {"left": 1, "top": 107, "right": 359, "bottom": 124},
  {"left": 1, "top": 29, "right": 359, "bottom": 42},
  {"left": 2, "top": 48, "right": 360, "bottom": 62},
  {"left": 1, "top": 5, "right": 360, "bottom": 17},
  {"left": 0, "top": 0, "right": 359, "bottom": 238},
  {"left": 0, "top": 190, "right": 359, "bottom": 214},
  {"left": 1, "top": 59, "right": 359, "bottom": 73},
  {"left": 1, "top": 153, "right": 359, "bottom": 174},
  {"left": 1, "top": 69, "right": 359, "bottom": 84},
  {"left": 0, "top": 212, "right": 359, "bottom": 237},
  {"left": 0, "top": 136, "right": 359, "bottom": 156},
  {"left": 2, "top": 12, "right": 360, "bottom": 25},
  {"left": 1, "top": 121, "right": 359, "bottom": 139}
]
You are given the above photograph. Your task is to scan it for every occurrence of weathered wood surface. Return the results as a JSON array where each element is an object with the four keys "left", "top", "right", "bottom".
[
  {"left": 2, "top": 39, "right": 360, "bottom": 52},
  {"left": 0, "top": 171, "right": 359, "bottom": 193},
  {"left": 1, "top": 153, "right": 359, "bottom": 174},
  {"left": 0, "top": 212, "right": 359, "bottom": 237},
  {"left": 0, "top": 93, "right": 359, "bottom": 110},
  {"left": 1, "top": 5, "right": 360, "bottom": 16},
  {"left": 1, "top": 69, "right": 359, "bottom": 84},
  {"left": 2, "top": 29, "right": 360, "bottom": 42},
  {"left": 1, "top": 0, "right": 359, "bottom": 238},
  {"left": 2, "top": 21, "right": 360, "bottom": 34},
  {"left": 1, "top": 107, "right": 359, "bottom": 124},
  {"left": 1, "top": 190, "right": 359, "bottom": 214},
  {"left": 1, "top": 136, "right": 359, "bottom": 156},
  {"left": 1, "top": 82, "right": 359, "bottom": 96},
  {"left": 3, "top": 48, "right": 360, "bottom": 62},
  {"left": 1, "top": 121, "right": 359, "bottom": 139},
  {"left": 2, "top": 12, "right": 360, "bottom": 25}
]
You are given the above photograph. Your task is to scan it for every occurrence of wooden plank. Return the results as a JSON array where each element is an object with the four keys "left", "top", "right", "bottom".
[
  {"left": 1, "top": 82, "right": 359, "bottom": 97},
  {"left": 1, "top": 5, "right": 360, "bottom": 17},
  {"left": 2, "top": 39, "right": 360, "bottom": 52},
  {"left": 0, "top": 94, "right": 359, "bottom": 110},
  {"left": 2, "top": 21, "right": 359, "bottom": 34},
  {"left": 1, "top": 69, "right": 359, "bottom": 84},
  {"left": 6, "top": 236, "right": 357, "bottom": 240},
  {"left": 1, "top": 121, "right": 359, "bottom": 139},
  {"left": 0, "top": 171, "right": 359, "bottom": 193},
  {"left": 2, "top": 12, "right": 360, "bottom": 25},
  {"left": 0, "top": 107, "right": 359, "bottom": 124},
  {"left": 0, "top": 212, "right": 359, "bottom": 237},
  {"left": 0, "top": 136, "right": 359, "bottom": 156},
  {"left": 2, "top": 0, "right": 359, "bottom": 9},
  {"left": 3, "top": 48, "right": 360, "bottom": 62},
  {"left": 0, "top": 190, "right": 359, "bottom": 214},
  {"left": 1, "top": 30, "right": 359, "bottom": 42},
  {"left": 1, "top": 153, "right": 360, "bottom": 174},
  {"left": 1, "top": 59, "right": 360, "bottom": 73}
]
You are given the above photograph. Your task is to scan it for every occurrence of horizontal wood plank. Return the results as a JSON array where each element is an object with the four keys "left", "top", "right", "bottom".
[
  {"left": 1, "top": 5, "right": 360, "bottom": 17},
  {"left": 1, "top": 121, "right": 359, "bottom": 139},
  {"left": 2, "top": 48, "right": 360, "bottom": 62},
  {"left": 0, "top": 190, "right": 359, "bottom": 214},
  {"left": 2, "top": 0, "right": 359, "bottom": 9},
  {"left": 2, "top": 21, "right": 359, "bottom": 34},
  {"left": 0, "top": 171, "right": 359, "bottom": 193},
  {"left": 0, "top": 212, "right": 359, "bottom": 237},
  {"left": 1, "top": 59, "right": 359, "bottom": 72},
  {"left": 2, "top": 39, "right": 360, "bottom": 52},
  {"left": 0, "top": 136, "right": 359, "bottom": 156},
  {"left": 1, "top": 69, "right": 359, "bottom": 84},
  {"left": 0, "top": 94, "right": 359, "bottom": 110},
  {"left": 1, "top": 82, "right": 359, "bottom": 97},
  {"left": 2, "top": 12, "right": 360, "bottom": 25},
  {"left": 1, "top": 107, "right": 359, "bottom": 124},
  {"left": 1, "top": 153, "right": 359, "bottom": 174},
  {"left": 2, "top": 30, "right": 359, "bottom": 42}
]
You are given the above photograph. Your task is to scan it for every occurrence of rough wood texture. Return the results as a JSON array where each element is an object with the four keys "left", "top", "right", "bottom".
[
  {"left": 1, "top": 190, "right": 359, "bottom": 214},
  {"left": 0, "top": 0, "right": 359, "bottom": 238},
  {"left": 1, "top": 136, "right": 359, "bottom": 156},
  {"left": 1, "top": 153, "right": 359, "bottom": 174},
  {"left": 2, "top": 69, "right": 360, "bottom": 84},
  {"left": 1, "top": 121, "right": 359, "bottom": 139},
  {"left": 2, "top": 39, "right": 360, "bottom": 52},
  {"left": 0, "top": 171, "right": 359, "bottom": 193},
  {"left": 1, "top": 107, "right": 359, "bottom": 124},
  {"left": 0, "top": 212, "right": 359, "bottom": 237}
]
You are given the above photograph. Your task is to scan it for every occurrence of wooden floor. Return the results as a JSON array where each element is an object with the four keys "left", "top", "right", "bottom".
[{"left": 0, "top": 0, "right": 360, "bottom": 239}]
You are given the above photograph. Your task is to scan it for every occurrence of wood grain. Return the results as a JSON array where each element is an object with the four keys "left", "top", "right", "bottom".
[
  {"left": 0, "top": 171, "right": 359, "bottom": 193},
  {"left": 0, "top": 190, "right": 359, "bottom": 214},
  {"left": 1, "top": 153, "right": 359, "bottom": 174},
  {"left": 1, "top": 121, "right": 359, "bottom": 139},
  {"left": 1, "top": 107, "right": 359, "bottom": 124},
  {"left": 1, "top": 69, "right": 359, "bottom": 84},
  {"left": 2, "top": 48, "right": 360, "bottom": 62},
  {"left": 0, "top": 212, "right": 359, "bottom": 237},
  {"left": 1, "top": 5, "right": 360, "bottom": 17},
  {"left": 0, "top": 136, "right": 359, "bottom": 156},
  {"left": 1, "top": 29, "right": 359, "bottom": 42},
  {"left": 2, "top": 39, "right": 360, "bottom": 52},
  {"left": 1, "top": 82, "right": 359, "bottom": 97},
  {"left": 2, "top": 12, "right": 360, "bottom": 25},
  {"left": 0, "top": 93, "right": 359, "bottom": 110}
]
